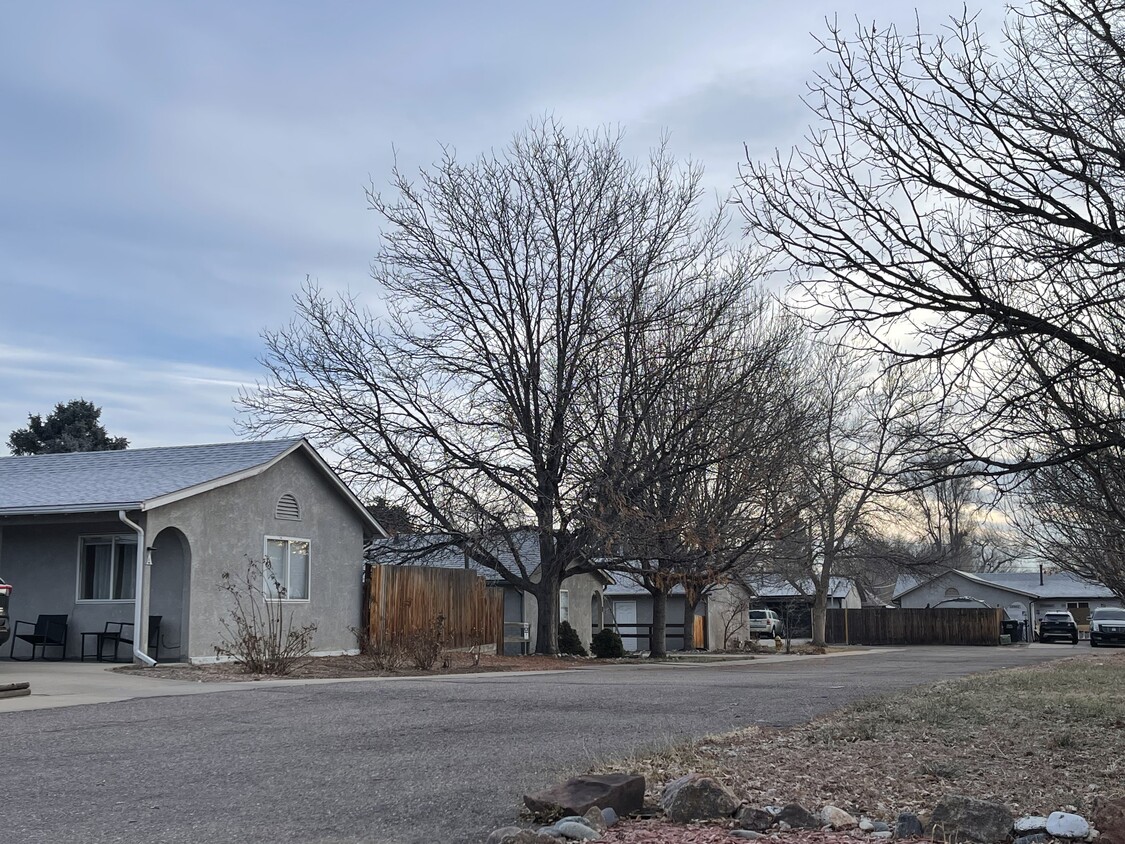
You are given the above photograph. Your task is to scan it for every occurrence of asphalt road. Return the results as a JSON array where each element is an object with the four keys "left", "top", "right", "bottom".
[{"left": 0, "top": 646, "right": 1071, "bottom": 844}]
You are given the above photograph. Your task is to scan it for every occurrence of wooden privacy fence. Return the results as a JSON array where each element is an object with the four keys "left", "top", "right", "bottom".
[
  {"left": 364, "top": 564, "right": 504, "bottom": 651},
  {"left": 825, "top": 607, "right": 1003, "bottom": 646}
]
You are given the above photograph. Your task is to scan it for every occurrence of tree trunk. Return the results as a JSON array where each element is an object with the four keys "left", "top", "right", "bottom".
[
  {"left": 681, "top": 592, "right": 699, "bottom": 651},
  {"left": 649, "top": 589, "right": 668, "bottom": 658},
  {"left": 811, "top": 589, "right": 828, "bottom": 647},
  {"left": 532, "top": 576, "right": 560, "bottom": 655}
]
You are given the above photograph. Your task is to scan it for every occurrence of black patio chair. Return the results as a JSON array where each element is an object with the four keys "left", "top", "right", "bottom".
[
  {"left": 101, "top": 616, "right": 162, "bottom": 662},
  {"left": 10, "top": 614, "right": 69, "bottom": 661}
]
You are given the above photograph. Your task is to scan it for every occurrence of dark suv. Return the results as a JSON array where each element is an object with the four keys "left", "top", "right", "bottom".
[
  {"left": 1038, "top": 610, "right": 1079, "bottom": 644},
  {"left": 0, "top": 578, "right": 10, "bottom": 649}
]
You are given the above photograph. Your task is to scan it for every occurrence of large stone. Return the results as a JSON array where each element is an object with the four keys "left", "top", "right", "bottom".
[
  {"left": 896, "top": 812, "right": 924, "bottom": 838},
  {"left": 872, "top": 821, "right": 891, "bottom": 833},
  {"left": 524, "top": 774, "right": 646, "bottom": 820},
  {"left": 738, "top": 807, "right": 775, "bottom": 832},
  {"left": 601, "top": 808, "right": 619, "bottom": 829},
  {"left": 822, "top": 806, "right": 859, "bottom": 830},
  {"left": 582, "top": 808, "right": 607, "bottom": 832},
  {"left": 930, "top": 795, "right": 1013, "bottom": 843},
  {"left": 1046, "top": 812, "right": 1090, "bottom": 840},
  {"left": 1092, "top": 796, "right": 1125, "bottom": 844},
  {"left": 553, "top": 821, "right": 601, "bottom": 841},
  {"left": 1014, "top": 817, "right": 1049, "bottom": 835},
  {"left": 660, "top": 773, "right": 740, "bottom": 823},
  {"left": 776, "top": 804, "right": 820, "bottom": 829}
]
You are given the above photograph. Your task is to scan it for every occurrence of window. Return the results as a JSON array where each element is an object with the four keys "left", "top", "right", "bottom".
[
  {"left": 78, "top": 536, "right": 137, "bottom": 601},
  {"left": 275, "top": 493, "right": 301, "bottom": 521},
  {"left": 264, "top": 537, "right": 310, "bottom": 600},
  {"left": 559, "top": 589, "right": 570, "bottom": 624},
  {"left": 944, "top": 587, "right": 960, "bottom": 598}
]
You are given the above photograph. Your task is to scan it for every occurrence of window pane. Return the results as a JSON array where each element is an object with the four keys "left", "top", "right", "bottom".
[
  {"left": 288, "top": 541, "right": 310, "bottom": 600},
  {"left": 82, "top": 542, "right": 113, "bottom": 600},
  {"left": 115, "top": 542, "right": 137, "bottom": 600},
  {"left": 264, "top": 539, "right": 287, "bottom": 599}
]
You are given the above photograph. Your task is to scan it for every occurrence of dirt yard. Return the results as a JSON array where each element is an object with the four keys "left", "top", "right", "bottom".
[
  {"left": 116, "top": 651, "right": 582, "bottom": 682},
  {"left": 594, "top": 651, "right": 1125, "bottom": 842}
]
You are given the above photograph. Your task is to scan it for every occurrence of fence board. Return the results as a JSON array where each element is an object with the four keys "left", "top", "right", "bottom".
[
  {"left": 364, "top": 564, "right": 504, "bottom": 651},
  {"left": 825, "top": 607, "right": 1002, "bottom": 646}
]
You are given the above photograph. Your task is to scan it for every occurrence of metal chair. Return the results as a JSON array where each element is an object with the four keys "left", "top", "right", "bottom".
[{"left": 10, "top": 614, "right": 68, "bottom": 661}]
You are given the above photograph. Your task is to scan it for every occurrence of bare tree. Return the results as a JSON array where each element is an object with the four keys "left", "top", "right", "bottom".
[
  {"left": 773, "top": 347, "right": 925, "bottom": 646},
  {"left": 1018, "top": 450, "right": 1125, "bottom": 600},
  {"left": 585, "top": 297, "right": 807, "bottom": 656},
  {"left": 739, "top": 1, "right": 1125, "bottom": 476},
  {"left": 243, "top": 119, "right": 760, "bottom": 654}
]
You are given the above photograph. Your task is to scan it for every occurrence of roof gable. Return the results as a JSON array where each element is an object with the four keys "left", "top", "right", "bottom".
[{"left": 892, "top": 568, "right": 1115, "bottom": 601}]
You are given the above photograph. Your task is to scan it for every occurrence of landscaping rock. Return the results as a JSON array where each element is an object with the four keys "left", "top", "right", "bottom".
[
  {"left": 1046, "top": 812, "right": 1090, "bottom": 840},
  {"left": 872, "top": 822, "right": 891, "bottom": 833},
  {"left": 895, "top": 812, "right": 924, "bottom": 839},
  {"left": 930, "top": 795, "right": 1013, "bottom": 843},
  {"left": 601, "top": 808, "right": 619, "bottom": 829},
  {"left": 822, "top": 806, "right": 859, "bottom": 830},
  {"left": 1013, "top": 834, "right": 1049, "bottom": 844},
  {"left": 524, "top": 774, "right": 645, "bottom": 820},
  {"left": 553, "top": 821, "right": 601, "bottom": 840},
  {"left": 1014, "top": 817, "right": 1049, "bottom": 835},
  {"left": 660, "top": 773, "right": 740, "bottom": 823},
  {"left": 488, "top": 827, "right": 524, "bottom": 844},
  {"left": 860, "top": 818, "right": 875, "bottom": 832},
  {"left": 582, "top": 808, "right": 607, "bottom": 832},
  {"left": 1091, "top": 796, "right": 1125, "bottom": 844},
  {"left": 776, "top": 804, "right": 820, "bottom": 830},
  {"left": 763, "top": 806, "right": 784, "bottom": 817},
  {"left": 738, "top": 808, "right": 776, "bottom": 832}
]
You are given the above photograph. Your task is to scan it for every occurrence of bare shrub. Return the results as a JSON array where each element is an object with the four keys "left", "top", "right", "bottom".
[
  {"left": 214, "top": 558, "right": 316, "bottom": 675},
  {"left": 350, "top": 625, "right": 408, "bottom": 672},
  {"left": 403, "top": 614, "right": 446, "bottom": 670}
]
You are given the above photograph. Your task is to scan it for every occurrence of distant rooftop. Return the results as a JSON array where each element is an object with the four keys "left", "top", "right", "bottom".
[{"left": 894, "top": 569, "right": 1116, "bottom": 601}]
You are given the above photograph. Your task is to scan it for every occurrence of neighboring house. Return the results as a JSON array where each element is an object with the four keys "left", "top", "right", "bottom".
[
  {"left": 601, "top": 576, "right": 751, "bottom": 652},
  {"left": 0, "top": 439, "right": 384, "bottom": 662},
  {"left": 740, "top": 575, "right": 864, "bottom": 637},
  {"left": 367, "top": 531, "right": 610, "bottom": 655},
  {"left": 893, "top": 569, "right": 1123, "bottom": 634}
]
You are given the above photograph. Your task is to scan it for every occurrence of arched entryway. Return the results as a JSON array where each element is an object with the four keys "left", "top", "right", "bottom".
[{"left": 150, "top": 526, "right": 191, "bottom": 661}]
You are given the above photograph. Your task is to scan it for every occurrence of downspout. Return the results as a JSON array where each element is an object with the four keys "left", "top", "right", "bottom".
[{"left": 119, "top": 510, "right": 157, "bottom": 666}]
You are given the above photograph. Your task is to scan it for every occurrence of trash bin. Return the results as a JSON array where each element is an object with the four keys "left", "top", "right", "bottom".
[{"left": 1001, "top": 618, "right": 1023, "bottom": 643}]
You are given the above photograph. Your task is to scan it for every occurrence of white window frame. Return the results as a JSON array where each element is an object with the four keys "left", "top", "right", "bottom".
[
  {"left": 263, "top": 536, "right": 311, "bottom": 602},
  {"left": 76, "top": 534, "right": 138, "bottom": 603},
  {"left": 559, "top": 589, "right": 570, "bottom": 624}
]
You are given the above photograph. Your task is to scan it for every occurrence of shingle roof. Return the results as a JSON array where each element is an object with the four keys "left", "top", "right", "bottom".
[
  {"left": 893, "top": 569, "right": 1116, "bottom": 601},
  {"left": 746, "top": 575, "right": 856, "bottom": 600},
  {"left": 0, "top": 439, "right": 303, "bottom": 515},
  {"left": 603, "top": 574, "right": 687, "bottom": 597},
  {"left": 366, "top": 531, "right": 543, "bottom": 584}
]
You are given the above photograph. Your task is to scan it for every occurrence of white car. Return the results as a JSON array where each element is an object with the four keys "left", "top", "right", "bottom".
[{"left": 747, "top": 608, "right": 785, "bottom": 638}]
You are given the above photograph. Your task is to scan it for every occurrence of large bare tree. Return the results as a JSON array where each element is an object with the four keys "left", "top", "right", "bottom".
[
  {"left": 772, "top": 347, "right": 925, "bottom": 645},
  {"left": 587, "top": 296, "right": 807, "bottom": 655},
  {"left": 243, "top": 120, "right": 764, "bottom": 654},
  {"left": 740, "top": 1, "right": 1125, "bottom": 476}
]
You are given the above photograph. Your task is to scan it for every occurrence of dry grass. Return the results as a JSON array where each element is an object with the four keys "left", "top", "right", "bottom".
[{"left": 593, "top": 652, "right": 1125, "bottom": 823}]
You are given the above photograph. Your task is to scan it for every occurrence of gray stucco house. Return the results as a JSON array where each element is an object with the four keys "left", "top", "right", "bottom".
[
  {"left": 894, "top": 568, "right": 1122, "bottom": 635},
  {"left": 368, "top": 532, "right": 610, "bottom": 655},
  {"left": 0, "top": 439, "right": 384, "bottom": 662}
]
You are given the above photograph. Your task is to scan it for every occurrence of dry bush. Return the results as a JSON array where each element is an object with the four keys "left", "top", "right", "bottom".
[
  {"left": 214, "top": 558, "right": 317, "bottom": 675},
  {"left": 403, "top": 614, "right": 446, "bottom": 670},
  {"left": 351, "top": 626, "right": 409, "bottom": 672}
]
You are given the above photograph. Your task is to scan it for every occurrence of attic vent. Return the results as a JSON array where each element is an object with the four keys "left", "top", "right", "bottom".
[
  {"left": 275, "top": 493, "right": 301, "bottom": 521},
  {"left": 944, "top": 587, "right": 960, "bottom": 598}
]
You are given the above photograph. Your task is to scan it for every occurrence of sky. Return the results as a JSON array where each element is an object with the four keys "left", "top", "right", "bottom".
[{"left": 0, "top": 1, "right": 1006, "bottom": 451}]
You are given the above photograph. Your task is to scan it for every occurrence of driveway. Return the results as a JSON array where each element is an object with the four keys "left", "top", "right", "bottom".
[{"left": 0, "top": 646, "right": 1069, "bottom": 844}]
